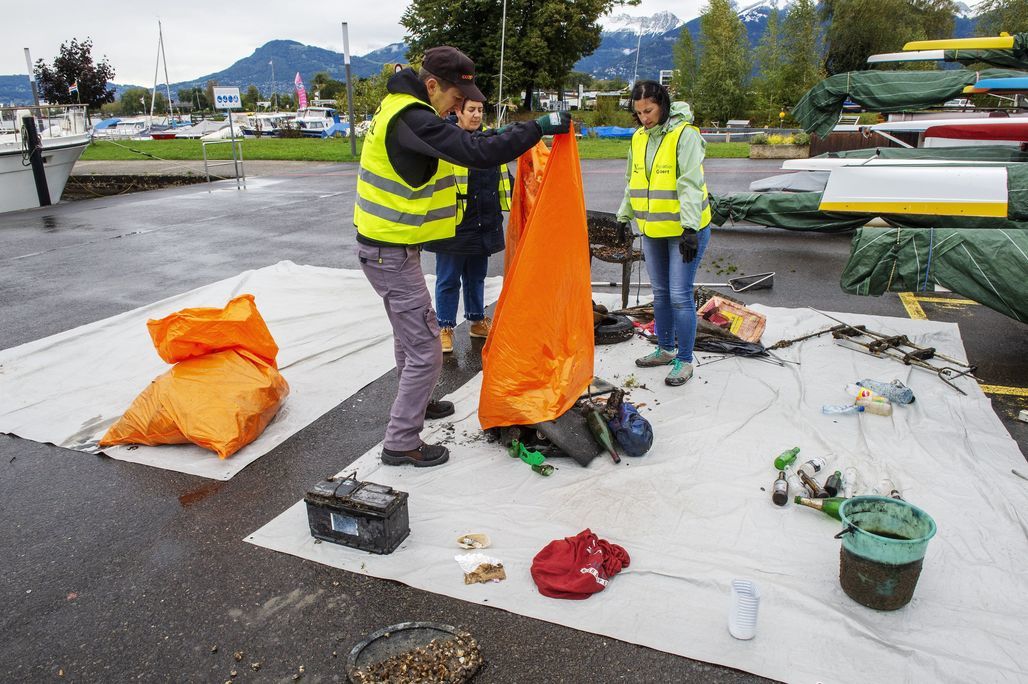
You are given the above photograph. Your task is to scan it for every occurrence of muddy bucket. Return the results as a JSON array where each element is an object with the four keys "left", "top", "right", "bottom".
[{"left": 837, "top": 496, "right": 937, "bottom": 611}]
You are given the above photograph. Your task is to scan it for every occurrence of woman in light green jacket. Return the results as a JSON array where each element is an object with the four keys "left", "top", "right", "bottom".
[{"left": 616, "top": 80, "right": 711, "bottom": 387}]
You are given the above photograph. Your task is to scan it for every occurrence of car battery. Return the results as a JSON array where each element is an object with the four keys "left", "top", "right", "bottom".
[{"left": 304, "top": 476, "right": 410, "bottom": 554}]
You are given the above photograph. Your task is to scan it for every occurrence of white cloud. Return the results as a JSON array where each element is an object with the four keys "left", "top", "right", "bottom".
[{"left": 2, "top": 0, "right": 705, "bottom": 85}]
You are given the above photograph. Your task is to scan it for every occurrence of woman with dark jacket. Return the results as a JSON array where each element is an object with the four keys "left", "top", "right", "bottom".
[{"left": 425, "top": 98, "right": 513, "bottom": 353}]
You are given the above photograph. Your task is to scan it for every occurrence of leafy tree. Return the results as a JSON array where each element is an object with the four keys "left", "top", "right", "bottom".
[
  {"left": 671, "top": 28, "right": 697, "bottom": 102},
  {"left": 753, "top": 10, "right": 787, "bottom": 126},
  {"left": 566, "top": 71, "right": 595, "bottom": 89},
  {"left": 594, "top": 78, "right": 628, "bottom": 91},
  {"left": 338, "top": 66, "right": 391, "bottom": 120},
  {"left": 401, "top": 0, "right": 639, "bottom": 112},
  {"left": 242, "top": 85, "right": 261, "bottom": 110},
  {"left": 975, "top": 0, "right": 1028, "bottom": 34},
  {"left": 822, "top": 0, "right": 955, "bottom": 74},
  {"left": 780, "top": 0, "right": 825, "bottom": 106},
  {"left": 693, "top": 0, "right": 750, "bottom": 125},
  {"left": 178, "top": 87, "right": 210, "bottom": 112},
  {"left": 205, "top": 81, "right": 219, "bottom": 111},
  {"left": 119, "top": 86, "right": 167, "bottom": 115},
  {"left": 34, "top": 38, "right": 115, "bottom": 108}
]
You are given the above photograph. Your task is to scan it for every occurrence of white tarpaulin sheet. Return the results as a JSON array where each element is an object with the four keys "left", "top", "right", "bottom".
[
  {"left": 247, "top": 306, "right": 1028, "bottom": 683},
  {"left": 0, "top": 260, "right": 501, "bottom": 480}
]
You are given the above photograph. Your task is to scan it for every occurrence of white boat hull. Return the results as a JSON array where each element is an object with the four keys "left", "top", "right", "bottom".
[
  {"left": 0, "top": 133, "right": 91, "bottom": 213},
  {"left": 818, "top": 165, "right": 1009, "bottom": 217}
]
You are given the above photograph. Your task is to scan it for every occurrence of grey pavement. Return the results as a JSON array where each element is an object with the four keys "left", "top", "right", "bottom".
[{"left": 1, "top": 158, "right": 1025, "bottom": 683}]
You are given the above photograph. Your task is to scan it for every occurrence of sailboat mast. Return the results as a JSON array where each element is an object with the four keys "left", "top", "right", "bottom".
[
  {"left": 159, "top": 21, "right": 175, "bottom": 120},
  {"left": 150, "top": 21, "right": 161, "bottom": 121}
]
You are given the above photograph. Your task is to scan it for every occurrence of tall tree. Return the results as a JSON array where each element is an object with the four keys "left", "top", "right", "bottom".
[
  {"left": 242, "top": 85, "right": 261, "bottom": 110},
  {"left": 119, "top": 86, "right": 167, "bottom": 115},
  {"left": 822, "top": 0, "right": 956, "bottom": 74},
  {"left": 753, "top": 9, "right": 787, "bottom": 125},
  {"left": 780, "top": 0, "right": 825, "bottom": 106},
  {"left": 693, "top": 0, "right": 749, "bottom": 125},
  {"left": 671, "top": 27, "right": 697, "bottom": 102},
  {"left": 178, "top": 87, "right": 210, "bottom": 112},
  {"left": 401, "top": 0, "right": 639, "bottom": 112},
  {"left": 34, "top": 38, "right": 115, "bottom": 108},
  {"left": 975, "top": 0, "right": 1028, "bottom": 34}
]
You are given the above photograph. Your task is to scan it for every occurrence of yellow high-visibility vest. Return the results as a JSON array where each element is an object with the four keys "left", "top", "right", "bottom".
[
  {"left": 452, "top": 126, "right": 513, "bottom": 212},
  {"left": 628, "top": 122, "right": 711, "bottom": 237},
  {"left": 354, "top": 93, "right": 461, "bottom": 244}
]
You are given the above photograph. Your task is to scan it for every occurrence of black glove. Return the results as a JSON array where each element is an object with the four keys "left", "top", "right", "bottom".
[
  {"left": 616, "top": 221, "right": 630, "bottom": 245},
  {"left": 535, "top": 111, "right": 572, "bottom": 136},
  {"left": 679, "top": 230, "right": 699, "bottom": 263}
]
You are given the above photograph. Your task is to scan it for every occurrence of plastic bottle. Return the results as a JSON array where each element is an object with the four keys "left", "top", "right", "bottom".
[
  {"left": 857, "top": 379, "right": 915, "bottom": 404},
  {"left": 794, "top": 496, "right": 846, "bottom": 520},
  {"left": 843, "top": 467, "right": 859, "bottom": 498},
  {"left": 856, "top": 395, "right": 893, "bottom": 416},
  {"left": 799, "top": 457, "right": 827, "bottom": 474},
  {"left": 786, "top": 468, "right": 804, "bottom": 498},
  {"left": 824, "top": 470, "right": 843, "bottom": 497},
  {"left": 773, "top": 446, "right": 800, "bottom": 470},
  {"left": 772, "top": 471, "right": 789, "bottom": 506},
  {"left": 822, "top": 404, "right": 864, "bottom": 415}
]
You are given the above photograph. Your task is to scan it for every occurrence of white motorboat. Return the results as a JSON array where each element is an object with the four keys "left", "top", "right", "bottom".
[{"left": 0, "top": 104, "right": 92, "bottom": 214}]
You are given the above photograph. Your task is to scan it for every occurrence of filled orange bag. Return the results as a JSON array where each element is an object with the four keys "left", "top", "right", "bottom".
[
  {"left": 100, "top": 295, "right": 289, "bottom": 458},
  {"left": 503, "top": 140, "right": 550, "bottom": 275},
  {"left": 479, "top": 126, "right": 594, "bottom": 429}
]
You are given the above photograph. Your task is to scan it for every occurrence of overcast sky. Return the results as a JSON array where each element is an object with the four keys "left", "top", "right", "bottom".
[{"left": 2, "top": 0, "right": 706, "bottom": 85}]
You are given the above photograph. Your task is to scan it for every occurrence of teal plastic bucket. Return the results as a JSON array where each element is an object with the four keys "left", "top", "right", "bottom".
[{"left": 837, "top": 496, "right": 937, "bottom": 611}]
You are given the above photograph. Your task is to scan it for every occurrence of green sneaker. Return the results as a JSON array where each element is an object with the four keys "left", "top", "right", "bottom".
[
  {"left": 665, "top": 360, "right": 694, "bottom": 386},
  {"left": 635, "top": 348, "right": 677, "bottom": 368}
]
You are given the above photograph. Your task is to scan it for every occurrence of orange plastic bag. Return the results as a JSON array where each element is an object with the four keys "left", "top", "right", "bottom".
[
  {"left": 504, "top": 141, "right": 550, "bottom": 275},
  {"left": 100, "top": 295, "right": 289, "bottom": 459},
  {"left": 479, "top": 126, "right": 594, "bottom": 429}
]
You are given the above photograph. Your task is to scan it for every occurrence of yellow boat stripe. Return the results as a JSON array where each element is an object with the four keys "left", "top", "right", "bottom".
[
  {"left": 904, "top": 36, "right": 1015, "bottom": 50},
  {"left": 978, "top": 384, "right": 1028, "bottom": 398},
  {"left": 898, "top": 292, "right": 927, "bottom": 320},
  {"left": 818, "top": 200, "right": 1008, "bottom": 218}
]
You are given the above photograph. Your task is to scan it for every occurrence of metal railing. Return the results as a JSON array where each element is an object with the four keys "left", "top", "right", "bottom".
[
  {"left": 201, "top": 138, "right": 246, "bottom": 190},
  {"left": 0, "top": 104, "right": 90, "bottom": 143}
]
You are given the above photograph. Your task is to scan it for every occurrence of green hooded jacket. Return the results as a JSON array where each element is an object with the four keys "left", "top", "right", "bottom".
[{"left": 616, "top": 101, "right": 708, "bottom": 232}]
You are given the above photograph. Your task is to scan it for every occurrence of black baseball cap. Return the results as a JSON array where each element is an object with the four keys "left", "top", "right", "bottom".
[{"left": 423, "top": 46, "right": 485, "bottom": 102}]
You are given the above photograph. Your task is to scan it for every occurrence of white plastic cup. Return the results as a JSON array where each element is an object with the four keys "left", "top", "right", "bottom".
[{"left": 728, "top": 579, "right": 760, "bottom": 640}]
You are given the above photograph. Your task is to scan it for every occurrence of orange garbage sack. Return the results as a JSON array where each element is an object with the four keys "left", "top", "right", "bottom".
[
  {"left": 479, "top": 126, "right": 594, "bottom": 429},
  {"left": 100, "top": 295, "right": 289, "bottom": 459},
  {"left": 504, "top": 140, "right": 550, "bottom": 276}
]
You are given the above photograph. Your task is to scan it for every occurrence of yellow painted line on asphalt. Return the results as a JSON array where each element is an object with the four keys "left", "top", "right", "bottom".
[
  {"left": 898, "top": 292, "right": 927, "bottom": 320},
  {"left": 911, "top": 296, "right": 978, "bottom": 306},
  {"left": 979, "top": 384, "right": 1028, "bottom": 398}
]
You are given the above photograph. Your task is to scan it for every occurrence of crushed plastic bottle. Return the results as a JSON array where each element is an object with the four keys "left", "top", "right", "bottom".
[
  {"left": 822, "top": 404, "right": 864, "bottom": 415},
  {"left": 843, "top": 467, "right": 859, "bottom": 498},
  {"left": 857, "top": 379, "right": 915, "bottom": 404}
]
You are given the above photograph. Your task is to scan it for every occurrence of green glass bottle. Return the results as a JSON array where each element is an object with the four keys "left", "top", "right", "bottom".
[
  {"left": 773, "top": 446, "right": 800, "bottom": 470},
  {"left": 794, "top": 496, "right": 847, "bottom": 520},
  {"left": 585, "top": 407, "right": 621, "bottom": 464}
]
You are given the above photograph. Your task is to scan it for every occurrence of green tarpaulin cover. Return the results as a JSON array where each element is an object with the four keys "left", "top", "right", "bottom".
[
  {"left": 793, "top": 69, "right": 1028, "bottom": 138},
  {"left": 1009, "top": 165, "right": 1028, "bottom": 220},
  {"left": 841, "top": 227, "right": 1028, "bottom": 322},
  {"left": 946, "top": 33, "right": 1028, "bottom": 70},
  {"left": 710, "top": 191, "right": 1028, "bottom": 231},
  {"left": 829, "top": 146, "right": 1028, "bottom": 163}
]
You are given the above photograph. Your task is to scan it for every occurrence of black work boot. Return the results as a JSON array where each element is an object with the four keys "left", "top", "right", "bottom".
[
  {"left": 381, "top": 443, "right": 450, "bottom": 467},
  {"left": 425, "top": 399, "right": 455, "bottom": 419}
]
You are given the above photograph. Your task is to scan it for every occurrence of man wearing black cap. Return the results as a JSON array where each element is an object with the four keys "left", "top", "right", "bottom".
[{"left": 355, "top": 45, "right": 571, "bottom": 468}]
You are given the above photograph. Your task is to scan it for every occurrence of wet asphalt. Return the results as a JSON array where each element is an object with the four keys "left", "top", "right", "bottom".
[{"left": 1, "top": 158, "right": 1025, "bottom": 683}]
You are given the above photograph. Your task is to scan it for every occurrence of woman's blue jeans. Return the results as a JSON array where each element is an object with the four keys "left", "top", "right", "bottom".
[
  {"left": 434, "top": 252, "right": 489, "bottom": 328},
  {"left": 641, "top": 229, "right": 711, "bottom": 362}
]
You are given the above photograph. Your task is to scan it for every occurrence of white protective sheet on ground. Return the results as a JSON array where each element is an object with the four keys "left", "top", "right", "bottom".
[
  {"left": 0, "top": 260, "right": 501, "bottom": 480},
  {"left": 247, "top": 306, "right": 1028, "bottom": 683}
]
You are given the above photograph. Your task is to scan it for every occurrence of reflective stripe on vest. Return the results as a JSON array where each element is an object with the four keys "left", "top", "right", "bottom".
[
  {"left": 452, "top": 125, "right": 513, "bottom": 212},
  {"left": 628, "top": 122, "right": 712, "bottom": 238},
  {"left": 354, "top": 93, "right": 459, "bottom": 244}
]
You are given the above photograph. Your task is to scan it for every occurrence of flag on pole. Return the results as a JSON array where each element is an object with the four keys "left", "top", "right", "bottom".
[
  {"left": 294, "top": 72, "right": 307, "bottom": 110},
  {"left": 68, "top": 81, "right": 79, "bottom": 94}
]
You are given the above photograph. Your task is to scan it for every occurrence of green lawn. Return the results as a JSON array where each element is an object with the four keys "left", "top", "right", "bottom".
[{"left": 81, "top": 136, "right": 749, "bottom": 162}]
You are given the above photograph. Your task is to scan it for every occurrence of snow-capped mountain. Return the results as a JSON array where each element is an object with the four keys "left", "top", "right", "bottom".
[
  {"left": 954, "top": 1, "right": 974, "bottom": 19},
  {"left": 600, "top": 11, "right": 684, "bottom": 35}
]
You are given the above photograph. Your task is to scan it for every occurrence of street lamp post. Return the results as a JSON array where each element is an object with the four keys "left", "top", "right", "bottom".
[
  {"left": 497, "top": 0, "right": 508, "bottom": 126},
  {"left": 632, "top": 17, "right": 643, "bottom": 86}
]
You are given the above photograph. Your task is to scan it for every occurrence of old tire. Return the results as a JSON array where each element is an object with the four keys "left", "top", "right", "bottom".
[{"left": 595, "top": 314, "right": 634, "bottom": 345}]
